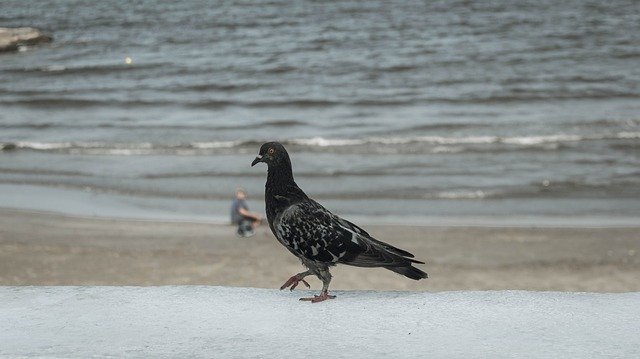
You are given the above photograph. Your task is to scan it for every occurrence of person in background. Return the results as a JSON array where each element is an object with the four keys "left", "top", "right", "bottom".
[{"left": 230, "top": 188, "right": 263, "bottom": 237}]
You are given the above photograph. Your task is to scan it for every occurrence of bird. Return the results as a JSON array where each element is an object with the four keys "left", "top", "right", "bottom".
[{"left": 251, "top": 141, "right": 428, "bottom": 303}]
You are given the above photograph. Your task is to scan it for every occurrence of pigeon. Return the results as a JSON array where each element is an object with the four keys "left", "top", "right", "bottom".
[{"left": 251, "top": 142, "right": 427, "bottom": 302}]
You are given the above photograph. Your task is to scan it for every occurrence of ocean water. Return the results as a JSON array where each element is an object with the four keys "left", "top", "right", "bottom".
[{"left": 1, "top": 0, "right": 639, "bottom": 223}]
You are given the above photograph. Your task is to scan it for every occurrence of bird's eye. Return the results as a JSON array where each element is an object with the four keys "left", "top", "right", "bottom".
[{"left": 268, "top": 148, "right": 275, "bottom": 155}]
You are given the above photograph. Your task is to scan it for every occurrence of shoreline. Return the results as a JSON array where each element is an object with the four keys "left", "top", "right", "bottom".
[
  {"left": 1, "top": 208, "right": 639, "bottom": 292},
  {"left": 2, "top": 184, "right": 640, "bottom": 228},
  {"left": 2, "top": 200, "right": 639, "bottom": 229}
]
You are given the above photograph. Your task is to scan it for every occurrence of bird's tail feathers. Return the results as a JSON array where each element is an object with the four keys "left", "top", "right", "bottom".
[
  {"left": 406, "top": 257, "right": 425, "bottom": 265},
  {"left": 387, "top": 265, "right": 428, "bottom": 280},
  {"left": 367, "top": 236, "right": 416, "bottom": 258}
]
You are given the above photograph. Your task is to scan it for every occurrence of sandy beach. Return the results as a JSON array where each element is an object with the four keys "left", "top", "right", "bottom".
[{"left": 1, "top": 208, "right": 638, "bottom": 292}]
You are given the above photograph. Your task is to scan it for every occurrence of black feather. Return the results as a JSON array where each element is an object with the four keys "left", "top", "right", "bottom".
[{"left": 387, "top": 265, "right": 428, "bottom": 280}]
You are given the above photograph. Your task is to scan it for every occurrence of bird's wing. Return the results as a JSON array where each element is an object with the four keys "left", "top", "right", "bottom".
[
  {"left": 275, "top": 200, "right": 422, "bottom": 267},
  {"left": 275, "top": 200, "right": 357, "bottom": 264},
  {"left": 336, "top": 217, "right": 416, "bottom": 258},
  {"left": 334, "top": 216, "right": 424, "bottom": 267}
]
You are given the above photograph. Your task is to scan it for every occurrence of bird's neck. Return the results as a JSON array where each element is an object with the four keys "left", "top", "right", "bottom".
[
  {"left": 265, "top": 166, "right": 298, "bottom": 196},
  {"left": 264, "top": 164, "right": 307, "bottom": 220},
  {"left": 266, "top": 163, "right": 295, "bottom": 191}
]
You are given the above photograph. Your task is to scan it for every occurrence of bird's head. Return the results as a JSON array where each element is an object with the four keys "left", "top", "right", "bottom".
[{"left": 251, "top": 141, "right": 290, "bottom": 168}]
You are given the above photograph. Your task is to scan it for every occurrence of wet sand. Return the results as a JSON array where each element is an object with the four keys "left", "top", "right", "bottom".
[{"left": 0, "top": 208, "right": 638, "bottom": 292}]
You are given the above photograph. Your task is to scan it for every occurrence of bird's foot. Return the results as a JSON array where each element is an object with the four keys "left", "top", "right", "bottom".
[
  {"left": 280, "top": 275, "right": 311, "bottom": 291},
  {"left": 299, "top": 291, "right": 336, "bottom": 303}
]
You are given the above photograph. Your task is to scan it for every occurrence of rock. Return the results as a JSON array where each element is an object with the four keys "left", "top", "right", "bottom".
[
  {"left": 0, "top": 27, "right": 52, "bottom": 53},
  {"left": 0, "top": 143, "right": 17, "bottom": 151}
]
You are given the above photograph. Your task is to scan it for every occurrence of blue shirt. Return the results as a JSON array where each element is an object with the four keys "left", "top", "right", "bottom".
[{"left": 230, "top": 198, "right": 249, "bottom": 224}]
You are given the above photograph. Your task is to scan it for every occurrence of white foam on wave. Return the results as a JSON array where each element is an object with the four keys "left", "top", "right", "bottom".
[
  {"left": 618, "top": 131, "right": 640, "bottom": 139},
  {"left": 191, "top": 141, "right": 243, "bottom": 149},
  {"left": 288, "top": 136, "right": 496, "bottom": 146},
  {"left": 432, "top": 146, "right": 465, "bottom": 153},
  {"left": 415, "top": 135, "right": 497, "bottom": 145},
  {"left": 42, "top": 65, "right": 67, "bottom": 72},
  {"left": 431, "top": 190, "right": 488, "bottom": 199},
  {"left": 79, "top": 148, "right": 151, "bottom": 156},
  {"left": 4, "top": 132, "right": 637, "bottom": 155},
  {"left": 291, "top": 131, "right": 640, "bottom": 147},
  {"left": 503, "top": 134, "right": 584, "bottom": 145},
  {"left": 15, "top": 141, "right": 73, "bottom": 150},
  {"left": 13, "top": 142, "right": 155, "bottom": 150},
  {"left": 289, "top": 137, "right": 366, "bottom": 147}
]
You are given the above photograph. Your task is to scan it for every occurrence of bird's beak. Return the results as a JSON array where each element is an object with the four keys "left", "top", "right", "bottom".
[{"left": 251, "top": 155, "right": 263, "bottom": 167}]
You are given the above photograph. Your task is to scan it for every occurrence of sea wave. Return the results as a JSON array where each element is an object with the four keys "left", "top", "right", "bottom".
[
  {"left": 3, "top": 62, "right": 168, "bottom": 76},
  {"left": 429, "top": 91, "right": 640, "bottom": 104},
  {"left": 0, "top": 177, "right": 637, "bottom": 202},
  {"left": 0, "top": 119, "right": 307, "bottom": 131},
  {"left": 0, "top": 97, "right": 338, "bottom": 109},
  {"left": 287, "top": 132, "right": 640, "bottom": 147},
  {"left": 0, "top": 167, "right": 88, "bottom": 177},
  {"left": 0, "top": 98, "right": 168, "bottom": 108},
  {"left": 428, "top": 190, "right": 489, "bottom": 199},
  {"left": 2, "top": 132, "right": 638, "bottom": 155},
  {"left": 5, "top": 91, "right": 640, "bottom": 109}
]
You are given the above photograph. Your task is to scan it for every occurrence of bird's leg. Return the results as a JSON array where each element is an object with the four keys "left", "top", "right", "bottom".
[
  {"left": 299, "top": 269, "right": 336, "bottom": 303},
  {"left": 299, "top": 290, "right": 336, "bottom": 303},
  {"left": 280, "top": 270, "right": 312, "bottom": 291}
]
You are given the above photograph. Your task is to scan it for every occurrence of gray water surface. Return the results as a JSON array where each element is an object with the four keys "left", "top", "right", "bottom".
[{"left": 1, "top": 0, "right": 639, "bottom": 222}]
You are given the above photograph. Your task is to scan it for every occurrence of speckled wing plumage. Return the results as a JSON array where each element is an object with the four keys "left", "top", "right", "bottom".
[{"left": 274, "top": 198, "right": 427, "bottom": 279}]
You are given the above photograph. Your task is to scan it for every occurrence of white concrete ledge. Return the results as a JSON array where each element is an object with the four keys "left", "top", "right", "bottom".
[{"left": 1, "top": 286, "right": 639, "bottom": 358}]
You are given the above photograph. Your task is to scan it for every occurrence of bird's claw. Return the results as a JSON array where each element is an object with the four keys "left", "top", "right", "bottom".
[
  {"left": 299, "top": 291, "right": 336, "bottom": 303},
  {"left": 280, "top": 275, "right": 310, "bottom": 291},
  {"left": 290, "top": 279, "right": 310, "bottom": 291}
]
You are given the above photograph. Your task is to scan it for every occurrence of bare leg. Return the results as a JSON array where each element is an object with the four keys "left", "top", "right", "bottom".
[
  {"left": 280, "top": 270, "right": 312, "bottom": 291},
  {"left": 300, "top": 268, "right": 336, "bottom": 303},
  {"left": 251, "top": 216, "right": 262, "bottom": 229}
]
